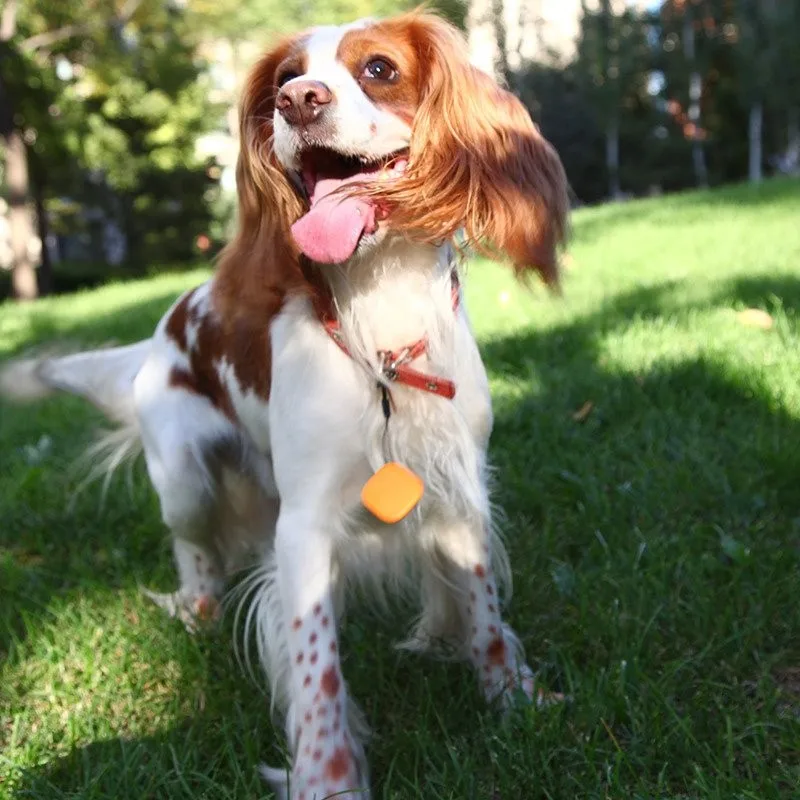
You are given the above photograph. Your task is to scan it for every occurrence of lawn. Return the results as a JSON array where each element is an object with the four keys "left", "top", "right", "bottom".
[{"left": 1, "top": 178, "right": 800, "bottom": 799}]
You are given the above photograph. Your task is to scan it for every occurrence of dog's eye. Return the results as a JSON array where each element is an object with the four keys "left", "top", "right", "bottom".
[
  {"left": 277, "top": 70, "right": 300, "bottom": 88},
  {"left": 363, "top": 58, "right": 397, "bottom": 82}
]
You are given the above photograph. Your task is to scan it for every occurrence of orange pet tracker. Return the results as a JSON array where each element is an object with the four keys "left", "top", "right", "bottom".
[{"left": 361, "top": 462, "right": 424, "bottom": 524}]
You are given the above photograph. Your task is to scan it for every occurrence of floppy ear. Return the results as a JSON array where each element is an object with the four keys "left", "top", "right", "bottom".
[
  {"left": 379, "top": 13, "right": 569, "bottom": 285},
  {"left": 214, "top": 36, "right": 308, "bottom": 318}
]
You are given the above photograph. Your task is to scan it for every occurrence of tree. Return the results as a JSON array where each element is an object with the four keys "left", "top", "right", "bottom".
[
  {"left": 575, "top": 1, "right": 652, "bottom": 199},
  {"left": 762, "top": 1, "right": 800, "bottom": 174},
  {"left": 1, "top": 0, "right": 149, "bottom": 298},
  {"left": 1, "top": 0, "right": 226, "bottom": 298},
  {"left": 736, "top": 0, "right": 779, "bottom": 183}
]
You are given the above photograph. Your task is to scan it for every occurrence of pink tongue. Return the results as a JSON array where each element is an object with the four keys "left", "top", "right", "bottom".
[{"left": 291, "top": 176, "right": 377, "bottom": 264}]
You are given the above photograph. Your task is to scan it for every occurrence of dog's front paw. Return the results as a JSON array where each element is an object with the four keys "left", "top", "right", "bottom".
[
  {"left": 140, "top": 587, "right": 221, "bottom": 633},
  {"left": 487, "top": 662, "right": 567, "bottom": 714}
]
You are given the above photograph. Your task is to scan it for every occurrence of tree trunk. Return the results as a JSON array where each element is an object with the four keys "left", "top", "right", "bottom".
[
  {"left": 6, "top": 129, "right": 38, "bottom": 300},
  {"left": 467, "top": 0, "right": 502, "bottom": 80},
  {"left": 788, "top": 107, "right": 800, "bottom": 174},
  {"left": 748, "top": 101, "right": 763, "bottom": 183},
  {"left": 31, "top": 167, "right": 53, "bottom": 296},
  {"left": 691, "top": 137, "right": 709, "bottom": 189},
  {"left": 1, "top": 0, "right": 39, "bottom": 300},
  {"left": 606, "top": 115, "right": 620, "bottom": 198},
  {"left": 683, "top": 11, "right": 709, "bottom": 189},
  {"left": 491, "top": 0, "right": 512, "bottom": 88}
]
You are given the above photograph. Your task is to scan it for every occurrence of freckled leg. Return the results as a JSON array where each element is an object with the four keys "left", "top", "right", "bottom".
[
  {"left": 138, "top": 421, "right": 227, "bottom": 632},
  {"left": 464, "top": 552, "right": 536, "bottom": 707},
  {"left": 142, "top": 537, "right": 225, "bottom": 630},
  {"left": 261, "top": 508, "right": 369, "bottom": 800},
  {"left": 427, "top": 517, "right": 558, "bottom": 710}
]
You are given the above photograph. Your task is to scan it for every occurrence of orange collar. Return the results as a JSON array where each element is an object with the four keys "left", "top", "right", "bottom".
[{"left": 313, "top": 271, "right": 460, "bottom": 400}]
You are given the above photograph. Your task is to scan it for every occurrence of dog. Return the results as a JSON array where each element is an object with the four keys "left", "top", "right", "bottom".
[{"left": 0, "top": 11, "right": 568, "bottom": 799}]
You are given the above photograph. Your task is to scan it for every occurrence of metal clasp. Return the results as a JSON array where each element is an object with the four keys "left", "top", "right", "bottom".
[{"left": 379, "top": 348, "right": 411, "bottom": 382}]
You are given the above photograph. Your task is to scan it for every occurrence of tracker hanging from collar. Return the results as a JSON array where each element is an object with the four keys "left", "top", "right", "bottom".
[
  {"left": 314, "top": 270, "right": 461, "bottom": 524},
  {"left": 361, "top": 379, "right": 425, "bottom": 524}
]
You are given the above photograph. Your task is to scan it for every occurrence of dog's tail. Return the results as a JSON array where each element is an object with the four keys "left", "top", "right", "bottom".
[
  {"left": 0, "top": 341, "right": 152, "bottom": 490},
  {"left": 0, "top": 340, "right": 151, "bottom": 422}
]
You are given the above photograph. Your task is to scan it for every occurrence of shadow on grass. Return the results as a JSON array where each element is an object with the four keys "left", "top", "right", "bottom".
[
  {"left": 721, "top": 274, "right": 800, "bottom": 314},
  {"left": 6, "top": 273, "right": 800, "bottom": 797}
]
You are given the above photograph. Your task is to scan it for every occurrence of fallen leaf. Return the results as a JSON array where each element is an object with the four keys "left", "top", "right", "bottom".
[
  {"left": 775, "top": 667, "right": 800, "bottom": 697},
  {"left": 737, "top": 308, "right": 773, "bottom": 330},
  {"left": 775, "top": 667, "right": 800, "bottom": 721},
  {"left": 572, "top": 400, "right": 594, "bottom": 422}
]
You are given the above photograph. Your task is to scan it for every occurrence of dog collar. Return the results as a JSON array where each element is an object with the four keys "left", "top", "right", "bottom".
[{"left": 313, "top": 271, "right": 460, "bottom": 400}]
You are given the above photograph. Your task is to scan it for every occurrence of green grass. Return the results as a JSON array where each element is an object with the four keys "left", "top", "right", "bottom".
[{"left": 2, "top": 178, "right": 800, "bottom": 798}]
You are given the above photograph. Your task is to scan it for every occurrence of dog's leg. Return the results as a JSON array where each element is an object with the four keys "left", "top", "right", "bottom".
[
  {"left": 426, "top": 517, "right": 559, "bottom": 711},
  {"left": 137, "top": 426, "right": 228, "bottom": 630},
  {"left": 261, "top": 508, "right": 369, "bottom": 800},
  {"left": 142, "top": 537, "right": 225, "bottom": 631}
]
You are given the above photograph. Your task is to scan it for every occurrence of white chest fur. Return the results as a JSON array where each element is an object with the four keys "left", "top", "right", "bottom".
[{"left": 266, "top": 240, "right": 494, "bottom": 542}]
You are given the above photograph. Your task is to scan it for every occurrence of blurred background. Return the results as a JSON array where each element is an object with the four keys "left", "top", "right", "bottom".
[{"left": 0, "top": 0, "right": 797, "bottom": 301}]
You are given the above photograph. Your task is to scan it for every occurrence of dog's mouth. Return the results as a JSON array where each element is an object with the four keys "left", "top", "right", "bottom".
[{"left": 290, "top": 146, "right": 408, "bottom": 265}]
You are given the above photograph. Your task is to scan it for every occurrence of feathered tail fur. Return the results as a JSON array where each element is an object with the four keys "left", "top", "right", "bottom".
[{"left": 0, "top": 340, "right": 152, "bottom": 487}]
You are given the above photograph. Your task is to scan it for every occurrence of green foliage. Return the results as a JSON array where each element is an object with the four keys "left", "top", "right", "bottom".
[
  {"left": 528, "top": 5, "right": 669, "bottom": 201},
  {"left": 557, "top": 0, "right": 800, "bottom": 199},
  {"left": 519, "top": 63, "right": 607, "bottom": 203},
  {"left": 188, "top": 0, "right": 466, "bottom": 42},
  {"left": 576, "top": 2, "right": 651, "bottom": 121},
  {"left": 2, "top": 0, "right": 224, "bottom": 271}
]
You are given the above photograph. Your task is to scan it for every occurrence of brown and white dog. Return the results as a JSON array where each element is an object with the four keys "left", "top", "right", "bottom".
[{"left": 1, "top": 11, "right": 568, "bottom": 799}]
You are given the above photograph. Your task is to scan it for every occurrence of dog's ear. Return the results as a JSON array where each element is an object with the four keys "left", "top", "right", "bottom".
[
  {"left": 376, "top": 13, "right": 569, "bottom": 285},
  {"left": 235, "top": 40, "right": 305, "bottom": 237},
  {"left": 214, "top": 36, "right": 308, "bottom": 317}
]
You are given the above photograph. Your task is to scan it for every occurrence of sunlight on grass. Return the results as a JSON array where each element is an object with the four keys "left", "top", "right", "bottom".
[{"left": 0, "top": 268, "right": 212, "bottom": 357}]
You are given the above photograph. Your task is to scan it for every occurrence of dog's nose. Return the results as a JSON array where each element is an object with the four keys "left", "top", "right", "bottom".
[{"left": 275, "top": 80, "right": 333, "bottom": 127}]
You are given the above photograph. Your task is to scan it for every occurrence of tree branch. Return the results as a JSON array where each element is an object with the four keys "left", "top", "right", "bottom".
[
  {"left": 1, "top": 0, "right": 19, "bottom": 42},
  {"left": 21, "top": 22, "right": 90, "bottom": 52},
  {"left": 20, "top": 0, "right": 145, "bottom": 52}
]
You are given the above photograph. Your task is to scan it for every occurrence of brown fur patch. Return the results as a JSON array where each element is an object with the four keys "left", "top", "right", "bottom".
[
  {"left": 336, "top": 25, "right": 422, "bottom": 126},
  {"left": 325, "top": 747, "right": 352, "bottom": 782},
  {"left": 164, "top": 286, "right": 272, "bottom": 417},
  {"left": 487, "top": 636, "right": 506, "bottom": 666},
  {"left": 320, "top": 666, "right": 340, "bottom": 698},
  {"left": 165, "top": 288, "right": 196, "bottom": 350}
]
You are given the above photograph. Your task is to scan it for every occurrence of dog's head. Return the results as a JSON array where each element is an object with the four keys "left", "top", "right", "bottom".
[{"left": 232, "top": 11, "right": 568, "bottom": 283}]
